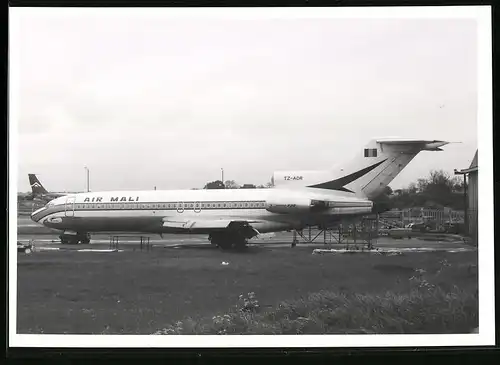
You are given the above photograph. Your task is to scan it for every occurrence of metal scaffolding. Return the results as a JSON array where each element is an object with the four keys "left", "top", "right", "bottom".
[
  {"left": 109, "top": 235, "right": 151, "bottom": 251},
  {"left": 291, "top": 215, "right": 378, "bottom": 250}
]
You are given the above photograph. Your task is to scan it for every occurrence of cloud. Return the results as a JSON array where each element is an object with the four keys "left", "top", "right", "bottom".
[{"left": 13, "top": 11, "right": 478, "bottom": 192}]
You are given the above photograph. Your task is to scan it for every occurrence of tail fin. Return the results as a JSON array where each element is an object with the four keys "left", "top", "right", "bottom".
[
  {"left": 308, "top": 138, "right": 449, "bottom": 199},
  {"left": 28, "top": 174, "right": 49, "bottom": 195}
]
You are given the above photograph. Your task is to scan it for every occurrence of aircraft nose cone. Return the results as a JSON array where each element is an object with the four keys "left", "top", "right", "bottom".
[
  {"left": 30, "top": 212, "right": 38, "bottom": 223},
  {"left": 30, "top": 206, "right": 46, "bottom": 223}
]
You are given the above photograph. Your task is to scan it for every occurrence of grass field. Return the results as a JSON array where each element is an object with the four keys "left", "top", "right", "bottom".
[{"left": 16, "top": 246, "right": 478, "bottom": 335}]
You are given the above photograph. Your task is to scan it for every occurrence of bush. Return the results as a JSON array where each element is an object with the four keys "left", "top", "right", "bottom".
[{"left": 153, "top": 263, "right": 478, "bottom": 335}]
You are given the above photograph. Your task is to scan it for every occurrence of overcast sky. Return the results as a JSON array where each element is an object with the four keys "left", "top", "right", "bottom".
[{"left": 12, "top": 10, "right": 478, "bottom": 193}]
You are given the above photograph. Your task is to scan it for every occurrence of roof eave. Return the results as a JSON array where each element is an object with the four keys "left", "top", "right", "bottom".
[{"left": 458, "top": 167, "right": 478, "bottom": 174}]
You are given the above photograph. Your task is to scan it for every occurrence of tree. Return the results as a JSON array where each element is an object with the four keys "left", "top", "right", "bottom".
[
  {"left": 224, "top": 180, "right": 240, "bottom": 189},
  {"left": 372, "top": 186, "right": 394, "bottom": 213},
  {"left": 407, "top": 183, "right": 418, "bottom": 194},
  {"left": 416, "top": 178, "right": 428, "bottom": 193},
  {"left": 389, "top": 169, "right": 465, "bottom": 210},
  {"left": 451, "top": 178, "right": 465, "bottom": 193},
  {"left": 204, "top": 180, "right": 225, "bottom": 189}
]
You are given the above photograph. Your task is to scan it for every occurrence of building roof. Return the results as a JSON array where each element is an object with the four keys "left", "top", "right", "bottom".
[
  {"left": 457, "top": 149, "right": 478, "bottom": 174},
  {"left": 469, "top": 150, "right": 478, "bottom": 169}
]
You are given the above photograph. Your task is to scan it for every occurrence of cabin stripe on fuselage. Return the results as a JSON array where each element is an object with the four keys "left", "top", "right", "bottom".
[{"left": 31, "top": 200, "right": 269, "bottom": 221}]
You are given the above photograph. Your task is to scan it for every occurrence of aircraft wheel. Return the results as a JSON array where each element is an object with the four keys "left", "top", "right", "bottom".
[
  {"left": 209, "top": 233, "right": 248, "bottom": 250},
  {"left": 233, "top": 237, "right": 248, "bottom": 250},
  {"left": 217, "top": 241, "right": 234, "bottom": 250},
  {"left": 60, "top": 235, "right": 78, "bottom": 245},
  {"left": 78, "top": 233, "right": 90, "bottom": 244}
]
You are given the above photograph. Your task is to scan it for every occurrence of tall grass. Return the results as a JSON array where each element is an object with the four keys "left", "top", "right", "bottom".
[{"left": 153, "top": 261, "right": 478, "bottom": 335}]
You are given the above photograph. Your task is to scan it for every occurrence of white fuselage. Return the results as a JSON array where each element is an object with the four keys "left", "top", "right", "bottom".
[
  {"left": 30, "top": 138, "right": 450, "bottom": 239},
  {"left": 31, "top": 187, "right": 372, "bottom": 235}
]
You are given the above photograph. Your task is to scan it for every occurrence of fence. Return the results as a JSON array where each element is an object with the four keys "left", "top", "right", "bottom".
[{"left": 379, "top": 208, "right": 465, "bottom": 229}]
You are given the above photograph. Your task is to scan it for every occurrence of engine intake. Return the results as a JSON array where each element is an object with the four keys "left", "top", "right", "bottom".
[
  {"left": 265, "top": 191, "right": 374, "bottom": 215},
  {"left": 265, "top": 195, "right": 329, "bottom": 214}
]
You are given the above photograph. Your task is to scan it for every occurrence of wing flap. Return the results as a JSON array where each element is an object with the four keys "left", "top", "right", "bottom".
[
  {"left": 162, "top": 218, "right": 231, "bottom": 229},
  {"left": 161, "top": 218, "right": 262, "bottom": 231}
]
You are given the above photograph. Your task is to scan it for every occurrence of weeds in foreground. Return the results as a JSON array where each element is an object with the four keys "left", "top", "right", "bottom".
[{"left": 152, "top": 259, "right": 478, "bottom": 335}]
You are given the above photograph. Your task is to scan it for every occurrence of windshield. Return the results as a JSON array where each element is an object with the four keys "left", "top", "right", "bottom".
[{"left": 32, "top": 206, "right": 47, "bottom": 215}]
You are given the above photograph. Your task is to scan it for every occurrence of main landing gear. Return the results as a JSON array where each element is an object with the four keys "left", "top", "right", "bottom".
[
  {"left": 208, "top": 232, "right": 248, "bottom": 251},
  {"left": 59, "top": 232, "right": 91, "bottom": 245}
]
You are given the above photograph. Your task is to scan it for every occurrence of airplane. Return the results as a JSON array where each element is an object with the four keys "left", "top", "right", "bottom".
[
  {"left": 28, "top": 174, "right": 79, "bottom": 202},
  {"left": 30, "top": 138, "right": 450, "bottom": 248}
]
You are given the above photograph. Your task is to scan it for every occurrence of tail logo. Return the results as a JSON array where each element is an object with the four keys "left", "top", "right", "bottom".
[
  {"left": 31, "top": 182, "right": 42, "bottom": 188},
  {"left": 308, "top": 159, "right": 387, "bottom": 192}
]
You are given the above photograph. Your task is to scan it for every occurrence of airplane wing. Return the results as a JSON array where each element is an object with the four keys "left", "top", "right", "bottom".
[{"left": 162, "top": 218, "right": 262, "bottom": 236}]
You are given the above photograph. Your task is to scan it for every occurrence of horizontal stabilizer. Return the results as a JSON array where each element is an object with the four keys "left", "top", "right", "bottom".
[{"left": 375, "top": 139, "right": 450, "bottom": 151}]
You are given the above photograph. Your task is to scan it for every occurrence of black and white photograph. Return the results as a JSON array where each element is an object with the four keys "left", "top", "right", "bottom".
[{"left": 8, "top": 6, "right": 494, "bottom": 348}]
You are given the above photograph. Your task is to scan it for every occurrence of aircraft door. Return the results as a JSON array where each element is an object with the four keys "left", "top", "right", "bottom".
[
  {"left": 194, "top": 201, "right": 201, "bottom": 213},
  {"left": 65, "top": 197, "right": 76, "bottom": 217}
]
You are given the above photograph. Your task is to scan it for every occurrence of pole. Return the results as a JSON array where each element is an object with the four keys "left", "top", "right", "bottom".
[
  {"left": 221, "top": 168, "right": 224, "bottom": 184},
  {"left": 84, "top": 167, "right": 90, "bottom": 192},
  {"left": 455, "top": 169, "right": 468, "bottom": 236},
  {"left": 463, "top": 174, "right": 468, "bottom": 235}
]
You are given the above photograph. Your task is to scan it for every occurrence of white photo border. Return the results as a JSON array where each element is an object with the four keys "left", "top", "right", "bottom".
[{"left": 8, "top": 5, "right": 494, "bottom": 348}]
